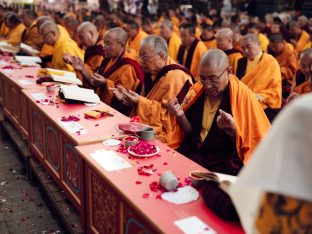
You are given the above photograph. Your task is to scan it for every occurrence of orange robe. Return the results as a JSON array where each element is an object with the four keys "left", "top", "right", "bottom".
[
  {"left": 5, "top": 23, "right": 26, "bottom": 45},
  {"left": 97, "top": 50, "right": 143, "bottom": 105},
  {"left": 274, "top": 43, "right": 298, "bottom": 87},
  {"left": 177, "top": 38, "right": 207, "bottom": 78},
  {"left": 127, "top": 30, "right": 148, "bottom": 58},
  {"left": 134, "top": 58, "right": 193, "bottom": 149},
  {"left": 225, "top": 48, "right": 243, "bottom": 76},
  {"left": 202, "top": 38, "right": 217, "bottom": 49},
  {"left": 51, "top": 35, "right": 84, "bottom": 72},
  {"left": 22, "top": 21, "right": 42, "bottom": 50},
  {"left": 238, "top": 53, "right": 282, "bottom": 109},
  {"left": 167, "top": 32, "right": 182, "bottom": 61},
  {"left": 0, "top": 21, "right": 9, "bottom": 37},
  {"left": 295, "top": 30, "right": 310, "bottom": 54},
  {"left": 293, "top": 80, "right": 311, "bottom": 95}
]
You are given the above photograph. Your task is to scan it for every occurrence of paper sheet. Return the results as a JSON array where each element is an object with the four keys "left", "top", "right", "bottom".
[
  {"left": 90, "top": 149, "right": 132, "bottom": 171},
  {"left": 174, "top": 216, "right": 216, "bottom": 234},
  {"left": 31, "top": 93, "right": 48, "bottom": 101},
  {"left": 161, "top": 186, "right": 199, "bottom": 205},
  {"left": 18, "top": 79, "right": 35, "bottom": 85},
  {"left": 59, "top": 121, "right": 87, "bottom": 134}
]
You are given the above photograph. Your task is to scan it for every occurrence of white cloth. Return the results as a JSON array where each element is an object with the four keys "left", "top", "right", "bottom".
[{"left": 229, "top": 93, "right": 312, "bottom": 234}]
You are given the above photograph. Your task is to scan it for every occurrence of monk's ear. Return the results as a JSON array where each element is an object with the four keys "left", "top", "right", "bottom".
[{"left": 228, "top": 66, "right": 233, "bottom": 74}]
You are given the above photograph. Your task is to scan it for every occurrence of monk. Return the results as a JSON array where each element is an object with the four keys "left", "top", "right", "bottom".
[
  {"left": 63, "top": 15, "right": 80, "bottom": 44},
  {"left": 124, "top": 20, "right": 148, "bottom": 58},
  {"left": 268, "top": 33, "right": 298, "bottom": 99},
  {"left": 168, "top": 49, "right": 270, "bottom": 175},
  {"left": 93, "top": 15, "right": 107, "bottom": 40},
  {"left": 39, "top": 21, "right": 84, "bottom": 72},
  {"left": 20, "top": 10, "right": 42, "bottom": 50},
  {"left": 3, "top": 14, "right": 25, "bottom": 45},
  {"left": 236, "top": 34, "right": 282, "bottom": 122},
  {"left": 159, "top": 19, "right": 182, "bottom": 61},
  {"left": 113, "top": 35, "right": 194, "bottom": 149},
  {"left": 287, "top": 48, "right": 312, "bottom": 102},
  {"left": 289, "top": 21, "right": 310, "bottom": 54},
  {"left": 248, "top": 23, "right": 270, "bottom": 52},
  {"left": 200, "top": 24, "right": 217, "bottom": 49},
  {"left": 178, "top": 23, "right": 207, "bottom": 78},
  {"left": 215, "top": 28, "right": 243, "bottom": 75},
  {"left": 0, "top": 10, "right": 10, "bottom": 37},
  {"left": 63, "top": 22, "right": 105, "bottom": 88},
  {"left": 70, "top": 27, "right": 143, "bottom": 113}
]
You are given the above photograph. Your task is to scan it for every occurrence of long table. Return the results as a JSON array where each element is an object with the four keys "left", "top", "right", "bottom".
[{"left": 1, "top": 56, "right": 245, "bottom": 233}]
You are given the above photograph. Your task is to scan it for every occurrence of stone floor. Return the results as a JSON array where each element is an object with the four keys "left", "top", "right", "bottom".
[{"left": 0, "top": 125, "right": 65, "bottom": 234}]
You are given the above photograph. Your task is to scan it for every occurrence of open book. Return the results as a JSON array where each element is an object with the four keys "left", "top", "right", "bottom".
[
  {"left": 59, "top": 85, "right": 100, "bottom": 104},
  {"left": 20, "top": 43, "right": 40, "bottom": 55},
  {"left": 15, "top": 55, "right": 42, "bottom": 65},
  {"left": 0, "top": 42, "right": 19, "bottom": 54},
  {"left": 190, "top": 170, "right": 237, "bottom": 194},
  {"left": 46, "top": 68, "right": 82, "bottom": 85}
]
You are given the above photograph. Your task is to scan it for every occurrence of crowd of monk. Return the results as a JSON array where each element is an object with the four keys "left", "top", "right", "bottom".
[{"left": 0, "top": 4, "right": 311, "bottom": 224}]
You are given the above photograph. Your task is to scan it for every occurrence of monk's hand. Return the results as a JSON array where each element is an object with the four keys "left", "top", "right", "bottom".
[
  {"left": 62, "top": 53, "right": 74, "bottom": 64},
  {"left": 216, "top": 109, "right": 235, "bottom": 131},
  {"left": 286, "top": 92, "right": 299, "bottom": 103},
  {"left": 112, "top": 85, "right": 126, "bottom": 101},
  {"left": 91, "top": 73, "right": 107, "bottom": 87},
  {"left": 166, "top": 98, "right": 184, "bottom": 117},
  {"left": 123, "top": 89, "right": 139, "bottom": 107},
  {"left": 71, "top": 56, "right": 84, "bottom": 71}
]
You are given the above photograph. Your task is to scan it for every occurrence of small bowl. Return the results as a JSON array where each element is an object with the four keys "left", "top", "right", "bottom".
[
  {"left": 46, "top": 84, "right": 59, "bottom": 92},
  {"left": 123, "top": 136, "right": 139, "bottom": 148}
]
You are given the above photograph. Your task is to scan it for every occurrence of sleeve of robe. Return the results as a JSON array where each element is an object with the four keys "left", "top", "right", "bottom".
[
  {"left": 168, "top": 33, "right": 182, "bottom": 61},
  {"left": 101, "top": 64, "right": 141, "bottom": 105},
  {"left": 77, "top": 55, "right": 104, "bottom": 88},
  {"left": 295, "top": 30, "right": 310, "bottom": 54},
  {"left": 52, "top": 38, "right": 85, "bottom": 72},
  {"left": 259, "top": 33, "right": 269, "bottom": 52},
  {"left": 279, "top": 51, "right": 298, "bottom": 86},
  {"left": 134, "top": 70, "right": 192, "bottom": 149},
  {"left": 5, "top": 23, "right": 25, "bottom": 45},
  {"left": 202, "top": 181, "right": 240, "bottom": 221},
  {"left": 228, "top": 52, "right": 243, "bottom": 76},
  {"left": 0, "top": 21, "right": 10, "bottom": 37},
  {"left": 190, "top": 41, "right": 207, "bottom": 78}
]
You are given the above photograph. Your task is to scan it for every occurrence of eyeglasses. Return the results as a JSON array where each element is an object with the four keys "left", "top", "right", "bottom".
[
  {"left": 137, "top": 51, "right": 160, "bottom": 62},
  {"left": 199, "top": 67, "right": 229, "bottom": 85}
]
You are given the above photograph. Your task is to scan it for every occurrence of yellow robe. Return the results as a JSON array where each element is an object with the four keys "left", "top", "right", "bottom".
[
  {"left": 295, "top": 30, "right": 310, "bottom": 54},
  {"left": 51, "top": 35, "right": 84, "bottom": 72},
  {"left": 226, "top": 49, "right": 243, "bottom": 76},
  {"left": 58, "top": 24, "right": 70, "bottom": 38},
  {"left": 127, "top": 30, "right": 148, "bottom": 58},
  {"left": 0, "top": 21, "right": 9, "bottom": 37},
  {"left": 168, "top": 32, "right": 182, "bottom": 61},
  {"left": 303, "top": 41, "right": 311, "bottom": 50},
  {"left": 203, "top": 38, "right": 217, "bottom": 49},
  {"left": 241, "top": 53, "right": 282, "bottom": 109},
  {"left": 258, "top": 33, "right": 269, "bottom": 52},
  {"left": 133, "top": 58, "right": 193, "bottom": 149},
  {"left": 293, "top": 80, "right": 311, "bottom": 95},
  {"left": 179, "top": 39, "right": 207, "bottom": 78},
  {"left": 98, "top": 51, "right": 141, "bottom": 105},
  {"left": 5, "top": 23, "right": 26, "bottom": 45},
  {"left": 274, "top": 43, "right": 298, "bottom": 87},
  {"left": 22, "top": 21, "right": 42, "bottom": 50}
]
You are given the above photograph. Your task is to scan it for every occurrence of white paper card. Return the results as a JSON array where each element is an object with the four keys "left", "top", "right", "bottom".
[
  {"left": 18, "top": 79, "right": 35, "bottom": 85},
  {"left": 90, "top": 150, "right": 132, "bottom": 171},
  {"left": 59, "top": 121, "right": 87, "bottom": 134},
  {"left": 0, "top": 61, "right": 8, "bottom": 65},
  {"left": 161, "top": 186, "right": 199, "bottom": 205},
  {"left": 174, "top": 216, "right": 216, "bottom": 234},
  {"left": 31, "top": 93, "right": 48, "bottom": 100},
  {"left": 2, "top": 69, "right": 13, "bottom": 73}
]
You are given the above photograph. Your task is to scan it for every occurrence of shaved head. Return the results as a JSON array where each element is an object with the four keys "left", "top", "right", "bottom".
[
  {"left": 37, "top": 15, "right": 53, "bottom": 29},
  {"left": 300, "top": 48, "right": 312, "bottom": 61},
  {"left": 242, "top": 33, "right": 260, "bottom": 44},
  {"left": 40, "top": 20, "right": 59, "bottom": 34},
  {"left": 77, "top": 21, "right": 97, "bottom": 34},
  {"left": 161, "top": 19, "right": 173, "bottom": 30},
  {"left": 40, "top": 21, "right": 59, "bottom": 45},
  {"left": 216, "top": 28, "right": 233, "bottom": 39},
  {"left": 105, "top": 27, "right": 128, "bottom": 45},
  {"left": 201, "top": 49, "right": 229, "bottom": 69}
]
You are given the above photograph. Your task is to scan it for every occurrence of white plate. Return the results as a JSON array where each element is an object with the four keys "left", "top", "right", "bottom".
[
  {"left": 103, "top": 139, "right": 121, "bottom": 146},
  {"left": 127, "top": 146, "right": 160, "bottom": 158}
]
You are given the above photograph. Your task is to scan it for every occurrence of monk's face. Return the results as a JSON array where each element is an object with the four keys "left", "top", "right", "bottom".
[
  {"left": 199, "top": 64, "right": 230, "bottom": 97},
  {"left": 138, "top": 45, "right": 164, "bottom": 74},
  {"left": 160, "top": 25, "right": 171, "bottom": 41},
  {"left": 271, "top": 24, "right": 281, "bottom": 34},
  {"left": 180, "top": 28, "right": 195, "bottom": 47},
  {"left": 124, "top": 25, "right": 137, "bottom": 40},
  {"left": 299, "top": 55, "right": 312, "bottom": 79},
  {"left": 103, "top": 32, "right": 124, "bottom": 58},
  {"left": 201, "top": 29, "right": 214, "bottom": 41},
  {"left": 216, "top": 35, "right": 232, "bottom": 51},
  {"left": 290, "top": 26, "right": 301, "bottom": 37},
  {"left": 269, "top": 42, "right": 285, "bottom": 55},
  {"left": 41, "top": 28, "right": 58, "bottom": 45},
  {"left": 78, "top": 29, "right": 95, "bottom": 48},
  {"left": 241, "top": 39, "right": 261, "bottom": 60}
]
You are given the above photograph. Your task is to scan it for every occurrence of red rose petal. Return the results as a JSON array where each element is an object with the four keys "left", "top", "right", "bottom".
[
  {"left": 95, "top": 124, "right": 99, "bottom": 127},
  {"left": 163, "top": 162, "right": 168, "bottom": 165},
  {"left": 135, "top": 181, "right": 142, "bottom": 184},
  {"left": 142, "top": 193, "right": 150, "bottom": 198},
  {"left": 156, "top": 194, "right": 162, "bottom": 200}
]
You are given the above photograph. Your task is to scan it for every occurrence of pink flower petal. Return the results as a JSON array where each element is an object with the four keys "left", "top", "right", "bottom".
[
  {"left": 95, "top": 124, "right": 99, "bottom": 127},
  {"left": 163, "top": 162, "right": 168, "bottom": 165},
  {"left": 135, "top": 180, "right": 142, "bottom": 184},
  {"left": 142, "top": 193, "right": 150, "bottom": 198}
]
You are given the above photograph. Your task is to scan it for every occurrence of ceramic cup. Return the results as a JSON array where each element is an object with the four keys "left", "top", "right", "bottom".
[
  {"left": 135, "top": 127, "right": 154, "bottom": 141},
  {"left": 159, "top": 171, "right": 178, "bottom": 191},
  {"left": 123, "top": 136, "right": 139, "bottom": 148}
]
